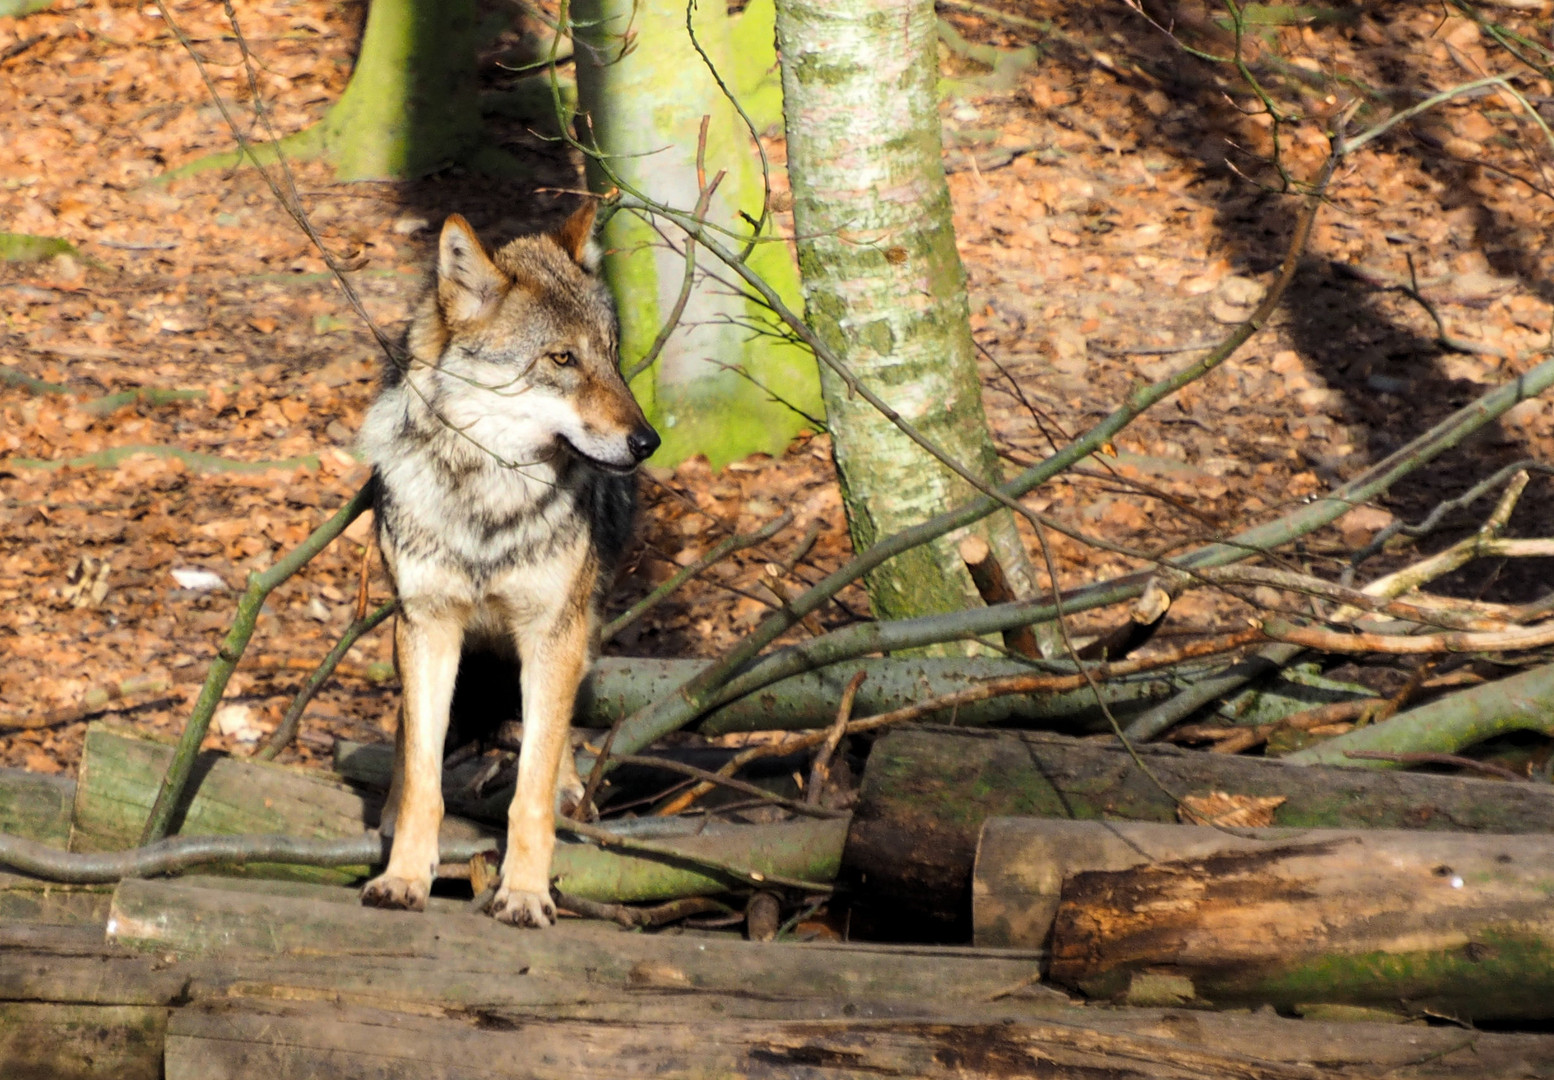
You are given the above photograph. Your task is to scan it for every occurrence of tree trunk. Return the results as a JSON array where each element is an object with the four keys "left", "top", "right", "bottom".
[
  {"left": 845, "top": 725, "right": 1554, "bottom": 937},
  {"left": 319, "top": 0, "right": 483, "bottom": 180},
  {"left": 571, "top": 0, "right": 822, "bottom": 468},
  {"left": 980, "top": 818, "right": 1554, "bottom": 1022},
  {"left": 774, "top": 0, "right": 1043, "bottom": 652}
]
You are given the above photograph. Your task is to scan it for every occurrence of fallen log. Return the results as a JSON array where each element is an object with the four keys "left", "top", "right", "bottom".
[
  {"left": 5, "top": 891, "right": 1054, "bottom": 1019},
  {"left": 846, "top": 725, "right": 1554, "bottom": 935},
  {"left": 159, "top": 995, "right": 1554, "bottom": 1080},
  {"left": 0, "top": 1002, "right": 163, "bottom": 1080},
  {"left": 68, "top": 723, "right": 491, "bottom": 885},
  {"left": 45, "top": 724, "right": 846, "bottom": 901},
  {"left": 975, "top": 817, "right": 1554, "bottom": 1021},
  {"left": 0, "top": 871, "right": 113, "bottom": 924},
  {"left": 105, "top": 877, "right": 1043, "bottom": 1003},
  {"left": 582, "top": 656, "right": 1175, "bottom": 734},
  {"left": 0, "top": 767, "right": 73, "bottom": 847},
  {"left": 7, "top": 902, "right": 1554, "bottom": 1078}
]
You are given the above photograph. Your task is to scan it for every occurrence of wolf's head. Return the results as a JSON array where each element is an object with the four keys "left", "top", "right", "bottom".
[{"left": 404, "top": 203, "right": 659, "bottom": 473}]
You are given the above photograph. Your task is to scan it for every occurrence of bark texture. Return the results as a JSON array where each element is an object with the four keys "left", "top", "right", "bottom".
[
  {"left": 775, "top": 0, "right": 1039, "bottom": 644},
  {"left": 985, "top": 818, "right": 1554, "bottom": 1021},
  {"left": 846, "top": 725, "right": 1554, "bottom": 936},
  {"left": 8, "top": 873, "right": 1554, "bottom": 1078},
  {"left": 0, "top": 768, "right": 73, "bottom": 848},
  {"left": 573, "top": 0, "right": 821, "bottom": 467},
  {"left": 317, "top": 0, "right": 483, "bottom": 180}
]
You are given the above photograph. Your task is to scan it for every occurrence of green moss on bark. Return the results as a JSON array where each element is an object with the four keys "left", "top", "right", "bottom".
[
  {"left": 576, "top": 0, "right": 821, "bottom": 469},
  {"left": 320, "top": 0, "right": 483, "bottom": 181}
]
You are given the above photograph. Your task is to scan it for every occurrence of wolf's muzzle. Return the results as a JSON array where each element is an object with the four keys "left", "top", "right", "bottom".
[{"left": 628, "top": 426, "right": 661, "bottom": 462}]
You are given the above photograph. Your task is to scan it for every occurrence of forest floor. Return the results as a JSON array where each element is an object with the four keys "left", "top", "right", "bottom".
[{"left": 2, "top": 0, "right": 1553, "bottom": 776}]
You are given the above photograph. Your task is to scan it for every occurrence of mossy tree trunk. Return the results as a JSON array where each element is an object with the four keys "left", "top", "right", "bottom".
[
  {"left": 572, "top": 0, "right": 822, "bottom": 468},
  {"left": 773, "top": 0, "right": 1042, "bottom": 646},
  {"left": 319, "top": 0, "right": 483, "bottom": 181}
]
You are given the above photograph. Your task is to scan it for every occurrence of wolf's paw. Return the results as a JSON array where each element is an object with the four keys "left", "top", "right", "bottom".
[
  {"left": 361, "top": 873, "right": 429, "bottom": 911},
  {"left": 491, "top": 883, "right": 556, "bottom": 928}
]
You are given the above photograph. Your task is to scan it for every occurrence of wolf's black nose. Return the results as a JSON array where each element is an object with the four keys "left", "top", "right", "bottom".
[{"left": 628, "top": 427, "right": 661, "bottom": 462}]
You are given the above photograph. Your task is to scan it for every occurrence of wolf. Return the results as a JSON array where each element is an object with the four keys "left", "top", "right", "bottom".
[{"left": 357, "top": 202, "right": 659, "bottom": 927}]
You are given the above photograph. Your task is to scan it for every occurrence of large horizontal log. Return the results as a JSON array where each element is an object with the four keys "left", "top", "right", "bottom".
[
  {"left": 159, "top": 995, "right": 1554, "bottom": 1080},
  {"left": 0, "top": 1002, "right": 163, "bottom": 1080},
  {"left": 977, "top": 817, "right": 1554, "bottom": 1021},
  {"left": 55, "top": 725, "right": 843, "bottom": 901},
  {"left": 5, "top": 897, "right": 1055, "bottom": 1020},
  {"left": 846, "top": 725, "right": 1554, "bottom": 936},
  {"left": 106, "top": 877, "right": 1045, "bottom": 1004},
  {"left": 8, "top": 908, "right": 1554, "bottom": 1078}
]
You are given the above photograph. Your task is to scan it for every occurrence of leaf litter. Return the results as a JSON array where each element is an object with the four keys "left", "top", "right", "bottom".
[{"left": 3, "top": 0, "right": 1554, "bottom": 776}]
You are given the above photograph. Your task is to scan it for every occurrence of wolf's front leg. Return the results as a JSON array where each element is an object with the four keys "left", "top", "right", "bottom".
[
  {"left": 363, "top": 607, "right": 462, "bottom": 912},
  {"left": 492, "top": 611, "right": 589, "bottom": 927}
]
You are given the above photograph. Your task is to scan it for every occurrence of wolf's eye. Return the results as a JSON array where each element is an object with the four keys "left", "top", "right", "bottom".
[{"left": 549, "top": 351, "right": 575, "bottom": 367}]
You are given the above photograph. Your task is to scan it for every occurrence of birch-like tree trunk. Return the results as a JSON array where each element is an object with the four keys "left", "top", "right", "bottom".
[
  {"left": 572, "top": 0, "right": 821, "bottom": 468},
  {"left": 774, "top": 0, "right": 1042, "bottom": 641}
]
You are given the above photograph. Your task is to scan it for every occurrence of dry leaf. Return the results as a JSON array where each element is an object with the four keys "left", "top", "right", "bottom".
[{"left": 1178, "top": 791, "right": 1287, "bottom": 828}]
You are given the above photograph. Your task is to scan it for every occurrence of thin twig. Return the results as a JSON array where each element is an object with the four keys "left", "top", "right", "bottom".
[
  {"left": 254, "top": 600, "right": 397, "bottom": 761},
  {"left": 1201, "top": 565, "right": 1514, "bottom": 632},
  {"left": 151, "top": 0, "right": 400, "bottom": 366},
  {"left": 1348, "top": 462, "right": 1554, "bottom": 578},
  {"left": 140, "top": 484, "right": 374, "bottom": 843},
  {"left": 808, "top": 670, "right": 865, "bottom": 804},
  {"left": 602, "top": 511, "right": 792, "bottom": 643},
  {"left": 596, "top": 753, "right": 845, "bottom": 819},
  {"left": 1259, "top": 614, "right": 1554, "bottom": 655},
  {"left": 1169, "top": 699, "right": 1375, "bottom": 754},
  {"left": 1342, "top": 750, "right": 1527, "bottom": 781},
  {"left": 555, "top": 891, "right": 730, "bottom": 927}
]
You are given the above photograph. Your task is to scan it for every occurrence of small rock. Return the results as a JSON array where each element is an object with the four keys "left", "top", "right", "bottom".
[
  {"left": 170, "top": 567, "right": 227, "bottom": 591},
  {"left": 214, "top": 704, "right": 263, "bottom": 744},
  {"left": 1209, "top": 299, "right": 1251, "bottom": 324},
  {"left": 1218, "top": 274, "right": 1265, "bottom": 306}
]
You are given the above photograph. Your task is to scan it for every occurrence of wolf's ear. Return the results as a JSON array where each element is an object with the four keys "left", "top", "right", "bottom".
[
  {"left": 552, "top": 199, "right": 600, "bottom": 272},
  {"left": 437, "top": 214, "right": 507, "bottom": 323}
]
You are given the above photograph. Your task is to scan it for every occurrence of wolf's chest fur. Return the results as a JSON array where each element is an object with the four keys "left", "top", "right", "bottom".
[{"left": 368, "top": 392, "right": 573, "bottom": 567}]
